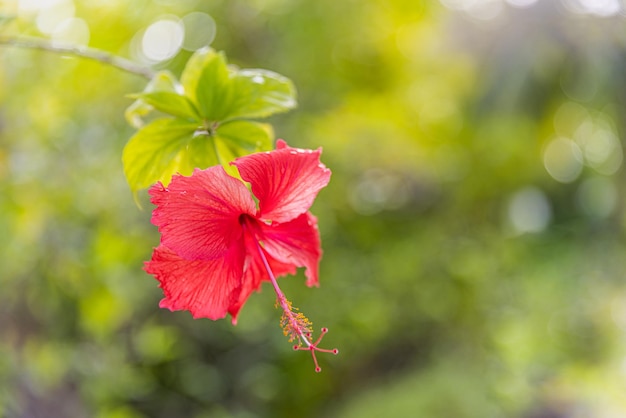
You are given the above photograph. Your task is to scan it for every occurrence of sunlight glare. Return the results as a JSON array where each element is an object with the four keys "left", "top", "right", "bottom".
[
  {"left": 439, "top": 0, "right": 505, "bottom": 20},
  {"left": 505, "top": 0, "right": 539, "bottom": 7},
  {"left": 181, "top": 12, "right": 217, "bottom": 51},
  {"left": 561, "top": 0, "right": 621, "bottom": 16},
  {"left": 35, "top": 0, "right": 74, "bottom": 35},
  {"left": 574, "top": 120, "right": 623, "bottom": 176},
  {"left": 51, "top": 17, "right": 89, "bottom": 47},
  {"left": 18, "top": 0, "right": 59, "bottom": 14},
  {"left": 508, "top": 186, "right": 552, "bottom": 234},
  {"left": 543, "top": 137, "right": 583, "bottom": 183},
  {"left": 553, "top": 102, "right": 589, "bottom": 137},
  {"left": 141, "top": 17, "right": 184, "bottom": 62}
]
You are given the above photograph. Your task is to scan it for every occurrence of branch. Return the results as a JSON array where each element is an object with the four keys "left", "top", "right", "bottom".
[{"left": 0, "top": 35, "right": 155, "bottom": 80}]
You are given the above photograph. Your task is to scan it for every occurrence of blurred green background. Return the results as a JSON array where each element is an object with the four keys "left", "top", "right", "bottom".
[{"left": 2, "top": 0, "right": 626, "bottom": 417}]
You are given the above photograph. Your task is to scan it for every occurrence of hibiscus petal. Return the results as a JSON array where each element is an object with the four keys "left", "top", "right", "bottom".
[
  {"left": 260, "top": 212, "right": 322, "bottom": 287},
  {"left": 227, "top": 230, "right": 296, "bottom": 322},
  {"left": 145, "top": 243, "right": 245, "bottom": 320},
  {"left": 232, "top": 139, "right": 331, "bottom": 223},
  {"left": 149, "top": 166, "right": 257, "bottom": 261}
]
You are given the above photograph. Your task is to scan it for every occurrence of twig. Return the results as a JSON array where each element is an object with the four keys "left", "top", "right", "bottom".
[{"left": 0, "top": 35, "right": 155, "bottom": 79}]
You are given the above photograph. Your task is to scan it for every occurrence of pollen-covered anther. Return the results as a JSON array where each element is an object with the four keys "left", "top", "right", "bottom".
[
  {"left": 278, "top": 298, "right": 313, "bottom": 342},
  {"left": 293, "top": 327, "right": 339, "bottom": 373}
]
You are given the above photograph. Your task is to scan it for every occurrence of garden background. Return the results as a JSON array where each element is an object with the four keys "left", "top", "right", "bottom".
[{"left": 2, "top": 0, "right": 626, "bottom": 417}]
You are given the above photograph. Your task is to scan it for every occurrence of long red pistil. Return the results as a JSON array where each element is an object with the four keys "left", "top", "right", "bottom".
[{"left": 253, "top": 238, "right": 338, "bottom": 372}]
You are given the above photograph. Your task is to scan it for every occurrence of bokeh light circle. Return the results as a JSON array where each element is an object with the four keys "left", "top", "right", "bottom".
[
  {"left": 141, "top": 17, "right": 184, "bottom": 62},
  {"left": 543, "top": 137, "right": 583, "bottom": 183},
  {"left": 508, "top": 187, "right": 552, "bottom": 234},
  {"left": 51, "top": 17, "right": 90, "bottom": 47},
  {"left": 182, "top": 12, "right": 217, "bottom": 51},
  {"left": 35, "top": 0, "right": 75, "bottom": 35}
]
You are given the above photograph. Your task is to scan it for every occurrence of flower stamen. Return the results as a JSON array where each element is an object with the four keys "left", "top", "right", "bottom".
[
  {"left": 254, "top": 239, "right": 338, "bottom": 372},
  {"left": 293, "top": 327, "right": 339, "bottom": 373},
  {"left": 277, "top": 298, "right": 312, "bottom": 342}
]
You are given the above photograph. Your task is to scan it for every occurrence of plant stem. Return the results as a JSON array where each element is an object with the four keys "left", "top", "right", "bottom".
[{"left": 0, "top": 35, "right": 155, "bottom": 79}]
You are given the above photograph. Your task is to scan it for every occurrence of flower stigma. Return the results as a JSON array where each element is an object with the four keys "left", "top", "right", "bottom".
[{"left": 254, "top": 237, "right": 338, "bottom": 372}]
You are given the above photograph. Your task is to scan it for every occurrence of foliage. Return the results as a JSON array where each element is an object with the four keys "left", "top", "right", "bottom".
[
  {"left": 123, "top": 47, "right": 295, "bottom": 193},
  {"left": 1, "top": 1, "right": 626, "bottom": 418}
]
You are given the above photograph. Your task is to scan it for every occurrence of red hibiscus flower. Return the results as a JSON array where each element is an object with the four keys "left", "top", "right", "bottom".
[{"left": 145, "top": 140, "right": 337, "bottom": 371}]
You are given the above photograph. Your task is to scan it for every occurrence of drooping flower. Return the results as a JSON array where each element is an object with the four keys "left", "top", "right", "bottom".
[{"left": 145, "top": 140, "right": 337, "bottom": 371}]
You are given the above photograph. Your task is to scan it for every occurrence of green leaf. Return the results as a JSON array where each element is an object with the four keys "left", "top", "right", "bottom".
[
  {"left": 130, "top": 92, "right": 201, "bottom": 121},
  {"left": 216, "top": 120, "right": 273, "bottom": 152},
  {"left": 179, "top": 48, "right": 297, "bottom": 122},
  {"left": 214, "top": 120, "right": 274, "bottom": 178},
  {"left": 122, "top": 118, "right": 199, "bottom": 192},
  {"left": 122, "top": 50, "right": 295, "bottom": 192},
  {"left": 228, "top": 69, "right": 297, "bottom": 120},
  {"left": 187, "top": 132, "right": 221, "bottom": 172},
  {"left": 125, "top": 100, "right": 153, "bottom": 130},
  {"left": 125, "top": 71, "right": 181, "bottom": 128},
  {"left": 181, "top": 48, "right": 233, "bottom": 121},
  {"left": 122, "top": 118, "right": 275, "bottom": 192},
  {"left": 144, "top": 70, "right": 181, "bottom": 92}
]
